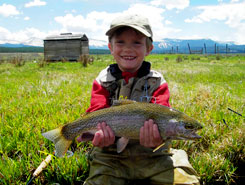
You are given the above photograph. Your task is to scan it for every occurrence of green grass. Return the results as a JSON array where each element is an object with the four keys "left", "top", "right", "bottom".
[{"left": 0, "top": 54, "right": 244, "bottom": 184}]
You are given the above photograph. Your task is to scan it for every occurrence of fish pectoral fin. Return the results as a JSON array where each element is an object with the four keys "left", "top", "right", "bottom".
[
  {"left": 112, "top": 100, "right": 136, "bottom": 106},
  {"left": 42, "top": 127, "right": 72, "bottom": 157},
  {"left": 116, "top": 137, "right": 129, "bottom": 153}
]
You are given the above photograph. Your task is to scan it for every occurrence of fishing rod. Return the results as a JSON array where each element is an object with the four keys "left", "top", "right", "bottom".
[
  {"left": 228, "top": 108, "right": 244, "bottom": 117},
  {"left": 26, "top": 150, "right": 73, "bottom": 185},
  {"left": 26, "top": 154, "right": 53, "bottom": 185}
]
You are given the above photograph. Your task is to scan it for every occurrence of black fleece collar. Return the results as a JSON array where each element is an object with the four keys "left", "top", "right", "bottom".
[{"left": 109, "top": 61, "right": 151, "bottom": 80}]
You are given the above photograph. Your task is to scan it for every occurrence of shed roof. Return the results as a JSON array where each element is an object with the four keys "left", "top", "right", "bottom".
[{"left": 44, "top": 33, "right": 88, "bottom": 41}]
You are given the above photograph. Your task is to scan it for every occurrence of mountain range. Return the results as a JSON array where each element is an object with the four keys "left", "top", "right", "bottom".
[
  {"left": 152, "top": 38, "right": 244, "bottom": 54},
  {"left": 1, "top": 38, "right": 245, "bottom": 54}
]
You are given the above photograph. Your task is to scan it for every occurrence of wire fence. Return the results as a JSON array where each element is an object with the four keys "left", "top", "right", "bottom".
[{"left": 154, "top": 43, "right": 245, "bottom": 54}]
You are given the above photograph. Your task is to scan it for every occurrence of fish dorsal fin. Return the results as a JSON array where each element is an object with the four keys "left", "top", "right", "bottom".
[
  {"left": 80, "top": 112, "right": 89, "bottom": 117},
  {"left": 112, "top": 99, "right": 136, "bottom": 106}
]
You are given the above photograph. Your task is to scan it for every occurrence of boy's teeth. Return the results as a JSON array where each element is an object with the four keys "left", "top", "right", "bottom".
[{"left": 123, "top": 56, "right": 135, "bottom": 60}]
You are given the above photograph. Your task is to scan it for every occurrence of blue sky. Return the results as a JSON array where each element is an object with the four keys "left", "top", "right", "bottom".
[{"left": 0, "top": 0, "right": 244, "bottom": 46}]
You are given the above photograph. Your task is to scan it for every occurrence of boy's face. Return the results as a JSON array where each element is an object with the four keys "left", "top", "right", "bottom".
[{"left": 108, "top": 28, "right": 153, "bottom": 73}]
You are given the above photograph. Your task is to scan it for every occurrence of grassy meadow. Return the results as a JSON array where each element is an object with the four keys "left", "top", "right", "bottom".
[{"left": 0, "top": 54, "right": 244, "bottom": 184}]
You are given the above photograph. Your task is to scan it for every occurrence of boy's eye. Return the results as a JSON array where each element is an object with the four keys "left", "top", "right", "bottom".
[
  {"left": 134, "top": 41, "right": 143, "bottom": 46},
  {"left": 115, "top": 40, "right": 124, "bottom": 46},
  {"left": 116, "top": 40, "right": 124, "bottom": 44}
]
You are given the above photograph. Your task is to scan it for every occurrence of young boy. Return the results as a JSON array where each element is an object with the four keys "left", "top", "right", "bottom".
[{"left": 80, "top": 14, "right": 200, "bottom": 185}]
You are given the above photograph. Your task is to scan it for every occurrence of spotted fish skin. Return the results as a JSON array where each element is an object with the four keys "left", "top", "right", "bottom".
[{"left": 42, "top": 100, "right": 202, "bottom": 157}]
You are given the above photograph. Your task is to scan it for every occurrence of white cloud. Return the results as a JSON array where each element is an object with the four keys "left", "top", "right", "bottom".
[
  {"left": 64, "top": 0, "right": 77, "bottom": 1},
  {"left": 165, "top": 20, "right": 172, "bottom": 25},
  {"left": 24, "top": 16, "right": 30, "bottom": 21},
  {"left": 0, "top": 4, "right": 20, "bottom": 17},
  {"left": 184, "top": 1, "right": 245, "bottom": 44},
  {"left": 54, "top": 3, "right": 180, "bottom": 42},
  {"left": 125, "top": 3, "right": 181, "bottom": 40},
  {"left": 185, "top": 2, "right": 245, "bottom": 25},
  {"left": 54, "top": 12, "right": 113, "bottom": 39},
  {"left": 0, "top": 26, "right": 50, "bottom": 46},
  {"left": 25, "top": 0, "right": 47, "bottom": 8},
  {"left": 150, "top": 0, "right": 190, "bottom": 10},
  {"left": 0, "top": 27, "right": 10, "bottom": 44},
  {"left": 3, "top": 0, "right": 243, "bottom": 46}
]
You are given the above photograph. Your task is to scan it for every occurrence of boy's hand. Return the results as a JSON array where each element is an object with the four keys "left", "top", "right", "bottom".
[
  {"left": 77, "top": 122, "right": 115, "bottom": 148},
  {"left": 140, "top": 119, "right": 163, "bottom": 148},
  {"left": 92, "top": 122, "right": 115, "bottom": 148}
]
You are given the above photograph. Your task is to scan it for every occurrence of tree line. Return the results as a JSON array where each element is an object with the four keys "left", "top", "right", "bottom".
[{"left": 0, "top": 47, "right": 112, "bottom": 54}]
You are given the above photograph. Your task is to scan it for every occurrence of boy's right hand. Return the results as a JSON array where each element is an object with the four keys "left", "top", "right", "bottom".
[{"left": 92, "top": 122, "right": 115, "bottom": 148}]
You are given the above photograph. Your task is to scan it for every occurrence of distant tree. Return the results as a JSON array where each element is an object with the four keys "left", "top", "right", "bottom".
[{"left": 0, "top": 47, "right": 44, "bottom": 53}]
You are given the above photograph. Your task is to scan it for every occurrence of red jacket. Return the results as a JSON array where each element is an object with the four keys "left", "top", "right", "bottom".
[{"left": 86, "top": 62, "right": 170, "bottom": 113}]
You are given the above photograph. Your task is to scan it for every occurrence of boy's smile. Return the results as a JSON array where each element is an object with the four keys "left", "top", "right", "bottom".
[{"left": 108, "top": 28, "right": 153, "bottom": 73}]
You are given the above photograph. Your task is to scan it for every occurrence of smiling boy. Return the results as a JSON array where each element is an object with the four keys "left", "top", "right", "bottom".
[
  {"left": 108, "top": 26, "right": 152, "bottom": 73},
  {"left": 81, "top": 14, "right": 200, "bottom": 185}
]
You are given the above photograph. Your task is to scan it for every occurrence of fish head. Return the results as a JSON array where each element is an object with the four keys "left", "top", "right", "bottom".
[
  {"left": 164, "top": 111, "right": 203, "bottom": 140},
  {"left": 176, "top": 119, "right": 203, "bottom": 140}
]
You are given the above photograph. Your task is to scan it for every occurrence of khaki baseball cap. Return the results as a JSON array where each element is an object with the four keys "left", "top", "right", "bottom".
[{"left": 106, "top": 14, "right": 153, "bottom": 41}]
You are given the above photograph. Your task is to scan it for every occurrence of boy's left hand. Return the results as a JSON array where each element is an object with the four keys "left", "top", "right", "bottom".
[{"left": 140, "top": 119, "right": 163, "bottom": 148}]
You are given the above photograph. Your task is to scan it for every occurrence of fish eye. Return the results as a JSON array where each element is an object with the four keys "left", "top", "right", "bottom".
[{"left": 184, "top": 124, "right": 193, "bottom": 129}]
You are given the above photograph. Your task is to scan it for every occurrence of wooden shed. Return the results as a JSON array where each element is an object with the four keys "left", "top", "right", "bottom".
[{"left": 44, "top": 33, "right": 89, "bottom": 61}]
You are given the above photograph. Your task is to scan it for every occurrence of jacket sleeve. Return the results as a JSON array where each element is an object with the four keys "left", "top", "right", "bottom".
[
  {"left": 151, "top": 82, "right": 170, "bottom": 107},
  {"left": 86, "top": 80, "right": 110, "bottom": 113}
]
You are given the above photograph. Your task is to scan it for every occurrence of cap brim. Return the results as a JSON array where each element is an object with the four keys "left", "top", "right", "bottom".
[{"left": 106, "top": 25, "right": 151, "bottom": 38}]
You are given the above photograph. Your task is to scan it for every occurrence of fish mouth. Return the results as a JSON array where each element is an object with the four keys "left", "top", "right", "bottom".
[
  {"left": 177, "top": 129, "right": 202, "bottom": 140},
  {"left": 187, "top": 129, "right": 202, "bottom": 139}
]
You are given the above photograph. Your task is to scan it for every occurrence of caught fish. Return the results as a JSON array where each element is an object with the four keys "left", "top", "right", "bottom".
[{"left": 42, "top": 100, "right": 202, "bottom": 157}]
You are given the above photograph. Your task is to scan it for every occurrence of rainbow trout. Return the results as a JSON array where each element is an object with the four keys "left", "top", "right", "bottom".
[{"left": 42, "top": 100, "right": 202, "bottom": 157}]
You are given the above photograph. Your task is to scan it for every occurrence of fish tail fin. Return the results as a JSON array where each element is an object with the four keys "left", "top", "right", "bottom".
[{"left": 42, "top": 127, "right": 72, "bottom": 157}]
